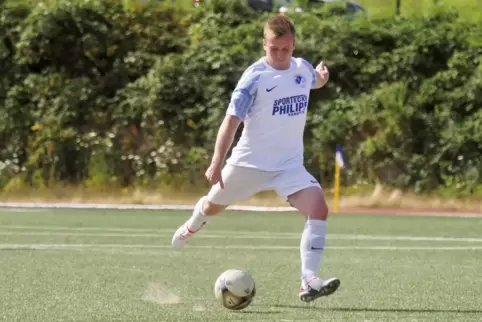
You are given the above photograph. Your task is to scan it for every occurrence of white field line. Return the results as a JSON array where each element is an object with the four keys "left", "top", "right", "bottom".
[
  {"left": 0, "top": 231, "right": 300, "bottom": 239},
  {"left": 0, "top": 208, "right": 48, "bottom": 212},
  {"left": 0, "top": 202, "right": 480, "bottom": 217},
  {"left": 1, "top": 225, "right": 173, "bottom": 232},
  {"left": 0, "top": 225, "right": 301, "bottom": 235},
  {"left": 0, "top": 202, "right": 293, "bottom": 212},
  {"left": 1, "top": 230, "right": 482, "bottom": 243},
  {"left": 1, "top": 243, "right": 482, "bottom": 251}
]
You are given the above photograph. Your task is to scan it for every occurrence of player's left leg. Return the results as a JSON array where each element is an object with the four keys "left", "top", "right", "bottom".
[{"left": 274, "top": 167, "right": 340, "bottom": 303}]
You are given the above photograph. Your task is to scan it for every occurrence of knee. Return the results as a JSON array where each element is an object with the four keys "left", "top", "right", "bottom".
[
  {"left": 314, "top": 200, "right": 329, "bottom": 220},
  {"left": 288, "top": 186, "right": 330, "bottom": 220},
  {"left": 308, "top": 197, "right": 329, "bottom": 221},
  {"left": 202, "top": 198, "right": 227, "bottom": 216}
]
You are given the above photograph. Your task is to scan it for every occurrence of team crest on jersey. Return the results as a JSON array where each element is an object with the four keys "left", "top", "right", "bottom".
[{"left": 294, "top": 75, "right": 306, "bottom": 88}]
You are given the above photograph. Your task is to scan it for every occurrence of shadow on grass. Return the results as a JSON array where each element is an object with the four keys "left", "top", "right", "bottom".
[
  {"left": 273, "top": 305, "right": 482, "bottom": 314},
  {"left": 237, "top": 310, "right": 282, "bottom": 314}
]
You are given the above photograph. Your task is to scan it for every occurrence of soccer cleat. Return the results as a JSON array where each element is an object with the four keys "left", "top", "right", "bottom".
[
  {"left": 171, "top": 222, "right": 205, "bottom": 249},
  {"left": 299, "top": 277, "right": 341, "bottom": 302}
]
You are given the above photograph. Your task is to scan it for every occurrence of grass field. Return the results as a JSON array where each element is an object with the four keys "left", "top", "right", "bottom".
[{"left": 1, "top": 208, "right": 481, "bottom": 321}]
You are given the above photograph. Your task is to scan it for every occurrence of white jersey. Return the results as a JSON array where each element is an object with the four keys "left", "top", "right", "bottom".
[{"left": 225, "top": 56, "right": 317, "bottom": 171}]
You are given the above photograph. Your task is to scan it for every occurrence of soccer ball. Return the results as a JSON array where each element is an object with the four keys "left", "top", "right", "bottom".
[{"left": 214, "top": 269, "right": 256, "bottom": 310}]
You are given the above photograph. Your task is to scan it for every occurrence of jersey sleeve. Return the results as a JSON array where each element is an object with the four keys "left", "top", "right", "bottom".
[
  {"left": 301, "top": 59, "right": 317, "bottom": 89},
  {"left": 226, "top": 68, "right": 261, "bottom": 121}
]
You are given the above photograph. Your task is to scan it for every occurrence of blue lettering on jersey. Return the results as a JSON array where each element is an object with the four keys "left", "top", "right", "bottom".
[{"left": 272, "top": 95, "right": 308, "bottom": 116}]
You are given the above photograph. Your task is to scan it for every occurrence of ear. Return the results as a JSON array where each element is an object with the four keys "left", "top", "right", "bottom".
[{"left": 262, "top": 38, "right": 267, "bottom": 51}]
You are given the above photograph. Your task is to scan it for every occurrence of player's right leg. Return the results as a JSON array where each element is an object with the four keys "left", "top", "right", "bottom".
[
  {"left": 170, "top": 195, "right": 224, "bottom": 249},
  {"left": 171, "top": 164, "right": 270, "bottom": 249}
]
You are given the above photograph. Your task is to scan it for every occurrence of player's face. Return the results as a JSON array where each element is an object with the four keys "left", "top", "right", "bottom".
[{"left": 263, "top": 30, "right": 295, "bottom": 69}]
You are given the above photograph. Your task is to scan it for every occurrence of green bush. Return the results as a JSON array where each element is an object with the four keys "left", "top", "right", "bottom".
[{"left": 0, "top": 0, "right": 480, "bottom": 196}]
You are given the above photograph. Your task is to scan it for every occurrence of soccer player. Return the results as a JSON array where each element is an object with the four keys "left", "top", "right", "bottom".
[{"left": 171, "top": 14, "right": 340, "bottom": 303}]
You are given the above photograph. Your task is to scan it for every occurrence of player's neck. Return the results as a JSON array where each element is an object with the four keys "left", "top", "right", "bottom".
[{"left": 265, "top": 57, "right": 291, "bottom": 71}]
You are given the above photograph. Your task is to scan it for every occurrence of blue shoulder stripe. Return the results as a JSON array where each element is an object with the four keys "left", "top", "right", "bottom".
[
  {"left": 301, "top": 59, "right": 317, "bottom": 88},
  {"left": 227, "top": 62, "right": 266, "bottom": 120}
]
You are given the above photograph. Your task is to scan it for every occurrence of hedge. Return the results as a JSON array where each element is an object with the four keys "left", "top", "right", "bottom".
[{"left": 0, "top": 0, "right": 481, "bottom": 196}]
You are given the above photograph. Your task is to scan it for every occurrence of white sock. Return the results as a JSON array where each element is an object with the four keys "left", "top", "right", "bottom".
[
  {"left": 300, "top": 219, "right": 327, "bottom": 287},
  {"left": 186, "top": 196, "right": 208, "bottom": 233}
]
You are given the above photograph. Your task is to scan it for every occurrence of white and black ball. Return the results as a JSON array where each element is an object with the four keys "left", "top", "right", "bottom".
[{"left": 214, "top": 269, "right": 256, "bottom": 310}]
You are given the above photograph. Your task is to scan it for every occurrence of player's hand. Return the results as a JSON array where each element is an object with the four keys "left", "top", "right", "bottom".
[
  {"left": 315, "top": 61, "right": 329, "bottom": 86},
  {"left": 205, "top": 163, "right": 224, "bottom": 189}
]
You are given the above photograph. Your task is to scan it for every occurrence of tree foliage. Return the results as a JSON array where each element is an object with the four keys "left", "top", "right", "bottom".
[{"left": 0, "top": 0, "right": 481, "bottom": 195}]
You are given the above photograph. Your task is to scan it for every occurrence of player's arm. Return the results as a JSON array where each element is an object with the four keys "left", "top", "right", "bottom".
[
  {"left": 210, "top": 115, "right": 242, "bottom": 167},
  {"left": 302, "top": 59, "right": 329, "bottom": 89},
  {"left": 210, "top": 70, "right": 260, "bottom": 167},
  {"left": 313, "top": 61, "right": 329, "bottom": 89}
]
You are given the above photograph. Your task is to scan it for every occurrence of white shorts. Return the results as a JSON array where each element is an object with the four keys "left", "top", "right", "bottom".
[{"left": 207, "top": 164, "right": 322, "bottom": 206}]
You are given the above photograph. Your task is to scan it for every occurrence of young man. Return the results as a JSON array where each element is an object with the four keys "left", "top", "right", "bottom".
[{"left": 171, "top": 15, "right": 340, "bottom": 303}]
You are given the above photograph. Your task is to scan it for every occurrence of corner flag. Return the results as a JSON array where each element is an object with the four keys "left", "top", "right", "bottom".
[{"left": 333, "top": 144, "right": 344, "bottom": 213}]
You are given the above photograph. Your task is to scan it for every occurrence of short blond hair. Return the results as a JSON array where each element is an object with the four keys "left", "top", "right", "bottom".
[{"left": 264, "top": 15, "right": 296, "bottom": 38}]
